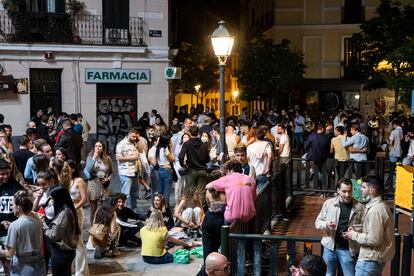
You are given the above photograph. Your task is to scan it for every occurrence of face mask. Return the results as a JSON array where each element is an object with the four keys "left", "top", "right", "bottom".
[
  {"left": 364, "top": 195, "right": 371, "bottom": 203},
  {"left": 201, "top": 137, "right": 208, "bottom": 143}
]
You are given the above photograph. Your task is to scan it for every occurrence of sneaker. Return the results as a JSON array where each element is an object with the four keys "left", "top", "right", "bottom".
[
  {"left": 94, "top": 247, "right": 103, "bottom": 259},
  {"left": 86, "top": 238, "right": 95, "bottom": 251}
]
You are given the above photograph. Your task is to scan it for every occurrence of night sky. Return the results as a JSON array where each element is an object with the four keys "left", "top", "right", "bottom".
[{"left": 171, "top": 0, "right": 240, "bottom": 47}]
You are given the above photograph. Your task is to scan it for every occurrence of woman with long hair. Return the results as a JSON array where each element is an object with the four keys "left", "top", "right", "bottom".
[
  {"left": 83, "top": 140, "right": 113, "bottom": 225},
  {"left": 148, "top": 135, "right": 174, "bottom": 205},
  {"left": 54, "top": 147, "right": 70, "bottom": 161},
  {"left": 174, "top": 188, "right": 204, "bottom": 230},
  {"left": 146, "top": 193, "right": 174, "bottom": 230},
  {"left": 68, "top": 160, "right": 90, "bottom": 276},
  {"left": 92, "top": 196, "right": 120, "bottom": 259},
  {"left": 43, "top": 185, "right": 80, "bottom": 276},
  {"left": 4, "top": 154, "right": 25, "bottom": 186},
  {"left": 1, "top": 190, "right": 46, "bottom": 275},
  {"left": 173, "top": 132, "right": 190, "bottom": 204},
  {"left": 140, "top": 210, "right": 192, "bottom": 264},
  {"left": 51, "top": 159, "right": 71, "bottom": 190}
]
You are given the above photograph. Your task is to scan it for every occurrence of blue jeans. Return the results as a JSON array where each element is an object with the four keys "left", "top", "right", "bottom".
[
  {"left": 158, "top": 168, "right": 173, "bottom": 202},
  {"left": 323, "top": 248, "right": 355, "bottom": 276},
  {"left": 256, "top": 175, "right": 270, "bottom": 192},
  {"left": 119, "top": 175, "right": 138, "bottom": 210},
  {"left": 355, "top": 260, "right": 384, "bottom": 276},
  {"left": 142, "top": 252, "right": 173, "bottom": 264},
  {"left": 293, "top": 132, "right": 304, "bottom": 149},
  {"left": 11, "top": 251, "right": 46, "bottom": 276}
]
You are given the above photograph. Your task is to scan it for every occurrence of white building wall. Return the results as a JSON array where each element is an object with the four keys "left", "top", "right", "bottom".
[{"left": 0, "top": 0, "right": 170, "bottom": 135}]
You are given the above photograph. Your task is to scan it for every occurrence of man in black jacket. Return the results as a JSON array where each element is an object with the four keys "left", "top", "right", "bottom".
[
  {"left": 0, "top": 159, "right": 24, "bottom": 275},
  {"left": 55, "top": 119, "right": 82, "bottom": 165},
  {"left": 179, "top": 126, "right": 209, "bottom": 201}
]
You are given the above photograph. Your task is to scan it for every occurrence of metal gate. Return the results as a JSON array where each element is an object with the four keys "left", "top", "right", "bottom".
[{"left": 29, "top": 69, "right": 62, "bottom": 117}]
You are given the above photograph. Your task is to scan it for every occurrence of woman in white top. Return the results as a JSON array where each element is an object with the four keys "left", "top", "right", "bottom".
[
  {"left": 68, "top": 160, "right": 90, "bottom": 276},
  {"left": 225, "top": 123, "right": 240, "bottom": 158},
  {"left": 148, "top": 135, "right": 175, "bottom": 206}
]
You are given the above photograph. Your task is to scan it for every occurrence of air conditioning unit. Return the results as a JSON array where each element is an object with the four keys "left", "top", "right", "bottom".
[{"left": 105, "top": 28, "right": 128, "bottom": 44}]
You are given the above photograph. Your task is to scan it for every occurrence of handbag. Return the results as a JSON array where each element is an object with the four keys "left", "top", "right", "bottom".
[{"left": 88, "top": 223, "right": 109, "bottom": 246}]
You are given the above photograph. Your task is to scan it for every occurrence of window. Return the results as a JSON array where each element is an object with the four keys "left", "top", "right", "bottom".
[{"left": 342, "top": 0, "right": 363, "bottom": 24}]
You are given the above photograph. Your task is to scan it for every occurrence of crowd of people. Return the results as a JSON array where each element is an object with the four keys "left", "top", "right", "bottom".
[{"left": 0, "top": 102, "right": 407, "bottom": 276}]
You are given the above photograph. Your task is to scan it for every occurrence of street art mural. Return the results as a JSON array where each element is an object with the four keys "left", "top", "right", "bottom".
[{"left": 97, "top": 85, "right": 137, "bottom": 154}]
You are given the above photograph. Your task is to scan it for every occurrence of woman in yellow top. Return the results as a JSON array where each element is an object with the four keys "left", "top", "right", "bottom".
[{"left": 140, "top": 210, "right": 193, "bottom": 264}]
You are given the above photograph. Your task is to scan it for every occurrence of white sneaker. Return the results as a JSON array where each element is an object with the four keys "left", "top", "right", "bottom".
[{"left": 86, "top": 237, "right": 95, "bottom": 251}]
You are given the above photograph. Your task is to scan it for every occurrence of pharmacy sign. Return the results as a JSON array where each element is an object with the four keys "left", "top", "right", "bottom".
[{"left": 85, "top": 69, "right": 151, "bottom": 83}]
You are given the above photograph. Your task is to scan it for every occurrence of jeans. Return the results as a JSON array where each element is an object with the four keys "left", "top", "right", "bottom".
[
  {"left": 256, "top": 175, "right": 270, "bottom": 192},
  {"left": 158, "top": 168, "right": 173, "bottom": 203},
  {"left": 323, "top": 248, "right": 355, "bottom": 276},
  {"left": 202, "top": 211, "right": 225, "bottom": 263},
  {"left": 119, "top": 175, "right": 138, "bottom": 210},
  {"left": 293, "top": 132, "right": 304, "bottom": 150},
  {"left": 355, "top": 260, "right": 384, "bottom": 276},
  {"left": 11, "top": 251, "right": 46, "bottom": 276},
  {"left": 142, "top": 252, "right": 173, "bottom": 264}
]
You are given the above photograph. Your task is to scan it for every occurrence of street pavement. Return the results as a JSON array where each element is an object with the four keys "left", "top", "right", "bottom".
[{"left": 81, "top": 162, "right": 203, "bottom": 275}]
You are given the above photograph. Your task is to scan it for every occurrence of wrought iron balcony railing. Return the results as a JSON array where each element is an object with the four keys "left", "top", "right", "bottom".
[{"left": 0, "top": 11, "right": 146, "bottom": 46}]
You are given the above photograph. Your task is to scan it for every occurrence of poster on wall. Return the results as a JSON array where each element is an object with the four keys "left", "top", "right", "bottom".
[
  {"left": 344, "top": 91, "right": 360, "bottom": 110},
  {"left": 97, "top": 84, "right": 137, "bottom": 155}
]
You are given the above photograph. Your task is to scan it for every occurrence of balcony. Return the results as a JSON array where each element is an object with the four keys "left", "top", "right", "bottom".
[{"left": 0, "top": 11, "right": 147, "bottom": 46}]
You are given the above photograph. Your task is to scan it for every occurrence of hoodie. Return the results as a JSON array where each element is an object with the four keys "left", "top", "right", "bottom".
[{"left": 179, "top": 138, "right": 209, "bottom": 170}]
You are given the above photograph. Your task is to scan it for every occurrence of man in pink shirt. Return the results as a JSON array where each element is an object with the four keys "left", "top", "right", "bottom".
[{"left": 206, "top": 160, "right": 256, "bottom": 223}]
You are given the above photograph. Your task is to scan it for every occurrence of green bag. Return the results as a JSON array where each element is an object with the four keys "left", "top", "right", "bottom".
[
  {"left": 190, "top": 246, "right": 203, "bottom": 258},
  {"left": 173, "top": 249, "right": 190, "bottom": 264},
  {"left": 351, "top": 178, "right": 366, "bottom": 202}
]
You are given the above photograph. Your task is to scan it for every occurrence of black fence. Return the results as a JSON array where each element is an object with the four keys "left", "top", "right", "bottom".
[
  {"left": 0, "top": 11, "right": 146, "bottom": 46},
  {"left": 220, "top": 171, "right": 281, "bottom": 274},
  {"left": 290, "top": 157, "right": 393, "bottom": 196}
]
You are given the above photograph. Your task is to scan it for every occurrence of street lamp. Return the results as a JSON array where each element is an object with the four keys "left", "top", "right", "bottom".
[
  {"left": 211, "top": 20, "right": 234, "bottom": 163},
  {"left": 194, "top": 84, "right": 201, "bottom": 106},
  {"left": 232, "top": 90, "right": 239, "bottom": 115}
]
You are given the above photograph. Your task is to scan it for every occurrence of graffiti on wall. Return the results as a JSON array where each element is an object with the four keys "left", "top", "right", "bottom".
[{"left": 97, "top": 97, "right": 137, "bottom": 154}]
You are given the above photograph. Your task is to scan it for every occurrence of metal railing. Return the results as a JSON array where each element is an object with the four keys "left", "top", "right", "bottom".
[
  {"left": 220, "top": 171, "right": 281, "bottom": 274},
  {"left": 221, "top": 232, "right": 322, "bottom": 276},
  {"left": 0, "top": 11, "right": 146, "bottom": 46},
  {"left": 290, "top": 157, "right": 393, "bottom": 196}
]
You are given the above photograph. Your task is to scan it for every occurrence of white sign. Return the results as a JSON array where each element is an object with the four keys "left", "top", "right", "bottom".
[
  {"left": 85, "top": 69, "right": 150, "bottom": 83},
  {"left": 165, "top": 67, "right": 181, "bottom": 79}
]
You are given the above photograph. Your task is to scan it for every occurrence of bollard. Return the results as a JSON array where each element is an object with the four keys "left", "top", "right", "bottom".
[
  {"left": 221, "top": 225, "right": 230, "bottom": 259},
  {"left": 391, "top": 233, "right": 401, "bottom": 276},
  {"left": 401, "top": 234, "right": 413, "bottom": 276}
]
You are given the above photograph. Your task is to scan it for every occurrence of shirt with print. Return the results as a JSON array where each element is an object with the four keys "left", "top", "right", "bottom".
[
  {"left": 0, "top": 178, "right": 23, "bottom": 236},
  {"left": 116, "top": 137, "right": 139, "bottom": 177}
]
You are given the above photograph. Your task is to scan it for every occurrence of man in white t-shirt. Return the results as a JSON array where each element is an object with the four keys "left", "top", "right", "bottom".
[
  {"left": 389, "top": 120, "right": 403, "bottom": 163},
  {"left": 247, "top": 129, "right": 273, "bottom": 191},
  {"left": 278, "top": 124, "right": 291, "bottom": 160}
]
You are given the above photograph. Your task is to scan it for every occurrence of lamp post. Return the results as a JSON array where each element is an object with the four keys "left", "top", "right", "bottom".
[
  {"left": 211, "top": 20, "right": 234, "bottom": 163},
  {"left": 232, "top": 90, "right": 239, "bottom": 115},
  {"left": 194, "top": 84, "right": 201, "bottom": 106}
]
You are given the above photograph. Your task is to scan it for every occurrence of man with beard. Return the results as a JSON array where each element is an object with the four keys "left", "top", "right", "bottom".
[{"left": 116, "top": 128, "right": 140, "bottom": 210}]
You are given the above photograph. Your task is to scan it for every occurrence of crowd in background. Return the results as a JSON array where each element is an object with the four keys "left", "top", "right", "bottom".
[{"left": 0, "top": 102, "right": 408, "bottom": 275}]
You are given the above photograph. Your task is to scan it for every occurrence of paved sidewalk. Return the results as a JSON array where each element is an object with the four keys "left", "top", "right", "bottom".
[{"left": 79, "top": 162, "right": 202, "bottom": 275}]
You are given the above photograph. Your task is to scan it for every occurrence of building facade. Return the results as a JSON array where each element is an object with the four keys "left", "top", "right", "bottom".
[
  {"left": 0, "top": 0, "right": 170, "bottom": 152},
  {"left": 244, "top": 0, "right": 413, "bottom": 115}
]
